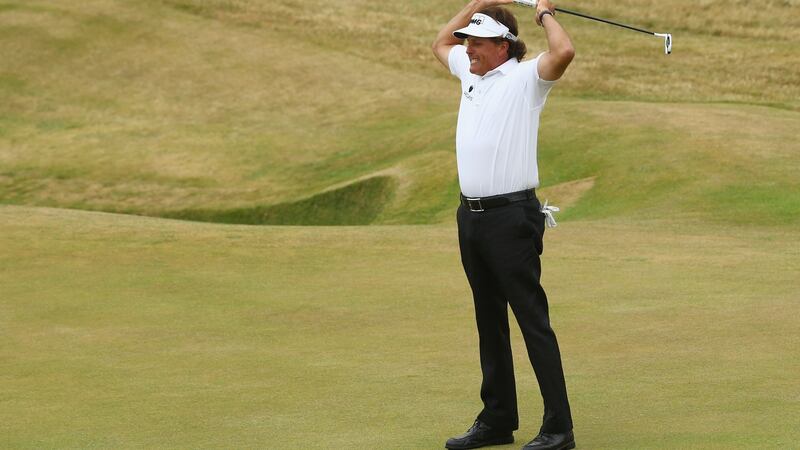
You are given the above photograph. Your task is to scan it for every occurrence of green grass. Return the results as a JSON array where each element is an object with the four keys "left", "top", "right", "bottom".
[
  {"left": 1, "top": 0, "right": 798, "bottom": 225},
  {"left": 2, "top": 0, "right": 800, "bottom": 447},
  {"left": 166, "top": 175, "right": 397, "bottom": 225},
  {"left": 2, "top": 206, "right": 799, "bottom": 448}
]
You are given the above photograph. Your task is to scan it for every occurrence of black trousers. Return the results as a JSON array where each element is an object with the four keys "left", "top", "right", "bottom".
[{"left": 457, "top": 197, "right": 573, "bottom": 434}]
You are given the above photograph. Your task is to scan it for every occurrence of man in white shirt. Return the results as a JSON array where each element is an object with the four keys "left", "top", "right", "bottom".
[{"left": 432, "top": 1, "right": 576, "bottom": 449}]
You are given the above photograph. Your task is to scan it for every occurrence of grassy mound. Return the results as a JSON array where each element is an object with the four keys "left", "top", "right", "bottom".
[
  {"left": 1, "top": 0, "right": 798, "bottom": 225},
  {"left": 166, "top": 175, "right": 396, "bottom": 225}
]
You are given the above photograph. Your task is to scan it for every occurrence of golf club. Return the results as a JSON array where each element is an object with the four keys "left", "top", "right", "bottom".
[{"left": 512, "top": 0, "right": 673, "bottom": 55}]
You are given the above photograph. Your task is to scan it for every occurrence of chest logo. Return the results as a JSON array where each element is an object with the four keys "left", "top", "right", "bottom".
[{"left": 463, "top": 85, "right": 475, "bottom": 101}]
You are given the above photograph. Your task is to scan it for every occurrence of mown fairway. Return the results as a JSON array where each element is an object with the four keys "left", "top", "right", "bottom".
[
  {"left": 1, "top": 0, "right": 799, "bottom": 448},
  {"left": 2, "top": 206, "right": 799, "bottom": 448}
]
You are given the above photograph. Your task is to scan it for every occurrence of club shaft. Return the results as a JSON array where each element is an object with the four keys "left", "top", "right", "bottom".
[{"left": 554, "top": 7, "right": 656, "bottom": 36}]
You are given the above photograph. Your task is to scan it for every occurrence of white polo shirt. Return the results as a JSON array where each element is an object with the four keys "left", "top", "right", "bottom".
[{"left": 449, "top": 45, "right": 556, "bottom": 198}]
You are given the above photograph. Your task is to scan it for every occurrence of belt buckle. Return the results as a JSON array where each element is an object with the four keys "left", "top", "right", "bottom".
[{"left": 466, "top": 197, "right": 484, "bottom": 212}]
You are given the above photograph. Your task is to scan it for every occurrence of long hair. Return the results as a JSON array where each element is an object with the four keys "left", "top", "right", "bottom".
[{"left": 480, "top": 6, "right": 527, "bottom": 61}]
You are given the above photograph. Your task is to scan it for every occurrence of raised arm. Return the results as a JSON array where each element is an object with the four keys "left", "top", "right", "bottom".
[
  {"left": 535, "top": 0, "right": 575, "bottom": 81},
  {"left": 431, "top": 0, "right": 513, "bottom": 69}
]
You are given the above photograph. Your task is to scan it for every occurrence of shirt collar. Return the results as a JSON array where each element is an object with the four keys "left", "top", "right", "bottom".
[{"left": 483, "top": 57, "right": 518, "bottom": 78}]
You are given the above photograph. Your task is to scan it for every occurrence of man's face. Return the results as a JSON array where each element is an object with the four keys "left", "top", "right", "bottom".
[{"left": 465, "top": 37, "right": 509, "bottom": 76}]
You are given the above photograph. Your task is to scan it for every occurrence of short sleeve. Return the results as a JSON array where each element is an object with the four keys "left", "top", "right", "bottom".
[
  {"left": 520, "top": 52, "right": 557, "bottom": 110},
  {"left": 448, "top": 45, "right": 470, "bottom": 81}
]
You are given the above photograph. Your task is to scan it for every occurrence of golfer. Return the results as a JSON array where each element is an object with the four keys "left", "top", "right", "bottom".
[{"left": 432, "top": 1, "right": 575, "bottom": 449}]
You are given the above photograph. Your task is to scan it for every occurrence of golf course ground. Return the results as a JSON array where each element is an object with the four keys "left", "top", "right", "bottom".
[
  {"left": 2, "top": 0, "right": 799, "bottom": 448},
  {"left": 3, "top": 207, "right": 799, "bottom": 448}
]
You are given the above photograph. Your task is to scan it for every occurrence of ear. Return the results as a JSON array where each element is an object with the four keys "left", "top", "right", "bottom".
[{"left": 498, "top": 40, "right": 510, "bottom": 57}]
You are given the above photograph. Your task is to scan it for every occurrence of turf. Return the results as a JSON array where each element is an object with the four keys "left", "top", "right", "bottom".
[
  {"left": 1, "top": 0, "right": 799, "bottom": 224},
  {"left": 2, "top": 0, "right": 800, "bottom": 447},
  {"left": 2, "top": 206, "right": 799, "bottom": 448}
]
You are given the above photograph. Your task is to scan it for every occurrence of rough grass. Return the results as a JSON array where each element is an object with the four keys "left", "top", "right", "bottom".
[
  {"left": 2, "top": 205, "right": 799, "bottom": 448},
  {"left": 1, "top": 0, "right": 799, "bottom": 225},
  {"left": 166, "top": 175, "right": 397, "bottom": 225}
]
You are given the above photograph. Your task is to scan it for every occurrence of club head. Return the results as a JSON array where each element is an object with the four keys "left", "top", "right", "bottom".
[
  {"left": 655, "top": 33, "right": 672, "bottom": 55},
  {"left": 512, "top": 0, "right": 537, "bottom": 8}
]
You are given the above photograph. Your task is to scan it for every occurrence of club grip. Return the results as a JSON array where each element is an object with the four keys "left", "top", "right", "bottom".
[{"left": 512, "top": 0, "right": 537, "bottom": 8}]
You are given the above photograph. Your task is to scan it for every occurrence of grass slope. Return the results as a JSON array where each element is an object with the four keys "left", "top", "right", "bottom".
[
  {"left": 2, "top": 2, "right": 799, "bottom": 446},
  {"left": 1, "top": 0, "right": 799, "bottom": 225},
  {"left": 2, "top": 205, "right": 799, "bottom": 448}
]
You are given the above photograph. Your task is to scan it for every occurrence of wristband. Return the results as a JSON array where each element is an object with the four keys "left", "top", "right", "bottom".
[{"left": 538, "top": 10, "right": 554, "bottom": 25}]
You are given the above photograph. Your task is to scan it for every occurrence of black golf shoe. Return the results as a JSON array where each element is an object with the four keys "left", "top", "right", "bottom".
[
  {"left": 521, "top": 430, "right": 575, "bottom": 450},
  {"left": 445, "top": 420, "right": 514, "bottom": 449}
]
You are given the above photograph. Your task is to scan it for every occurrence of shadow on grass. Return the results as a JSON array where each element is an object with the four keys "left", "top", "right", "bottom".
[{"left": 165, "top": 176, "right": 396, "bottom": 225}]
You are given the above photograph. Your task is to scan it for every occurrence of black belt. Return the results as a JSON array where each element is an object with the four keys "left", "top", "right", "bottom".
[{"left": 460, "top": 188, "right": 536, "bottom": 212}]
